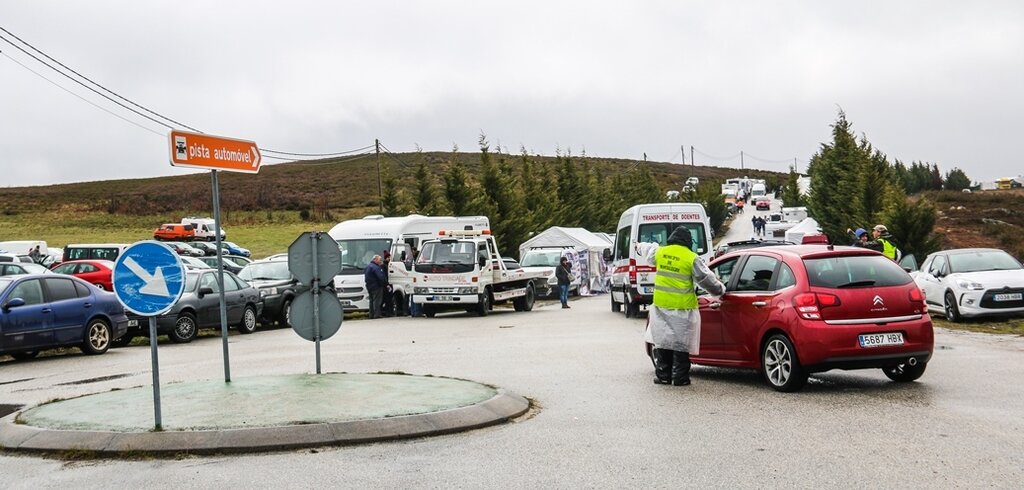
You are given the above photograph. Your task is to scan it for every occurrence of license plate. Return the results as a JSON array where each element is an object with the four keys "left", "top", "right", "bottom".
[
  {"left": 339, "top": 300, "right": 352, "bottom": 306},
  {"left": 859, "top": 332, "right": 904, "bottom": 348},
  {"left": 639, "top": 287, "right": 654, "bottom": 295},
  {"left": 434, "top": 295, "right": 454, "bottom": 301},
  {"left": 128, "top": 319, "right": 138, "bottom": 327},
  {"left": 994, "top": 293, "right": 1022, "bottom": 301}
]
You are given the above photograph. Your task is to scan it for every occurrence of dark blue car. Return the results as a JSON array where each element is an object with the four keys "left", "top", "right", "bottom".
[{"left": 0, "top": 274, "right": 129, "bottom": 360}]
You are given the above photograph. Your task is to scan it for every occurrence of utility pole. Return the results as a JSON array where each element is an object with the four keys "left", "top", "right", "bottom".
[
  {"left": 681, "top": 145, "right": 685, "bottom": 165},
  {"left": 794, "top": 157, "right": 798, "bottom": 174},
  {"left": 741, "top": 151, "right": 745, "bottom": 170},
  {"left": 375, "top": 139, "right": 382, "bottom": 214},
  {"left": 690, "top": 146, "right": 695, "bottom": 167}
]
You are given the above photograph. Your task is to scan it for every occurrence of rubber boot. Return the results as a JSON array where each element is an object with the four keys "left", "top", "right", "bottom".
[
  {"left": 672, "top": 351, "right": 691, "bottom": 386},
  {"left": 652, "top": 348, "right": 672, "bottom": 384}
]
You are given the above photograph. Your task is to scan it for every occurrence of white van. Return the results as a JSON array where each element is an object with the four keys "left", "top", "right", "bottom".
[
  {"left": 181, "top": 217, "right": 226, "bottom": 241},
  {"left": 62, "top": 243, "right": 129, "bottom": 262},
  {"left": 328, "top": 214, "right": 490, "bottom": 312},
  {"left": 607, "top": 203, "right": 713, "bottom": 318},
  {"left": 750, "top": 182, "right": 767, "bottom": 198}
]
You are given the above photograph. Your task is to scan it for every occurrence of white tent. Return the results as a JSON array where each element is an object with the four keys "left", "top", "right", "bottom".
[
  {"left": 518, "top": 227, "right": 613, "bottom": 294},
  {"left": 784, "top": 218, "right": 823, "bottom": 244}
]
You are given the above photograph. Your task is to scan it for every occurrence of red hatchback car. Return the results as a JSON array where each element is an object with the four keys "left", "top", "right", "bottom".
[
  {"left": 646, "top": 245, "right": 934, "bottom": 392},
  {"left": 51, "top": 260, "right": 115, "bottom": 291}
]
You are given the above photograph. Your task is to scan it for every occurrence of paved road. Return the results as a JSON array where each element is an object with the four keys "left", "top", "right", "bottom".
[{"left": 1, "top": 296, "right": 1021, "bottom": 488}]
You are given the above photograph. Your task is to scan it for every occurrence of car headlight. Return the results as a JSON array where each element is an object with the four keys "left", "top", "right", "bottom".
[
  {"left": 547, "top": 275, "right": 557, "bottom": 285},
  {"left": 414, "top": 287, "right": 428, "bottom": 294},
  {"left": 954, "top": 279, "right": 985, "bottom": 291},
  {"left": 260, "top": 287, "right": 279, "bottom": 297},
  {"left": 458, "top": 287, "right": 478, "bottom": 294}
]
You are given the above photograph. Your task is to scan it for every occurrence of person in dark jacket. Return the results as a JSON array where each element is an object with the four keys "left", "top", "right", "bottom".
[
  {"left": 555, "top": 256, "right": 573, "bottom": 309},
  {"left": 364, "top": 254, "right": 387, "bottom": 319}
]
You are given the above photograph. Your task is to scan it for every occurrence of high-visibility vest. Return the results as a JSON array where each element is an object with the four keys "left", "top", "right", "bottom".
[
  {"left": 653, "top": 244, "right": 698, "bottom": 310},
  {"left": 879, "top": 238, "right": 897, "bottom": 261}
]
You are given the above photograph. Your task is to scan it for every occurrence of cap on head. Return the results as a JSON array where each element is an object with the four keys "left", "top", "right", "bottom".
[
  {"left": 873, "top": 225, "right": 887, "bottom": 233},
  {"left": 667, "top": 227, "right": 693, "bottom": 248},
  {"left": 854, "top": 228, "right": 867, "bottom": 238}
]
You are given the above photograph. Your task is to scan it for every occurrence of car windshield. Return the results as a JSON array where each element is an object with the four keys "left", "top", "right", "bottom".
[
  {"left": 637, "top": 223, "right": 708, "bottom": 255},
  {"left": 805, "top": 255, "right": 912, "bottom": 288},
  {"left": 521, "top": 250, "right": 562, "bottom": 267},
  {"left": 238, "top": 261, "right": 292, "bottom": 281},
  {"left": 948, "top": 251, "right": 1023, "bottom": 273},
  {"left": 334, "top": 239, "right": 392, "bottom": 275},
  {"left": 414, "top": 240, "right": 477, "bottom": 273}
]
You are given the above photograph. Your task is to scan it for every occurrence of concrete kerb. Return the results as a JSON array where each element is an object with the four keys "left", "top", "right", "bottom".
[{"left": 0, "top": 391, "right": 530, "bottom": 456}]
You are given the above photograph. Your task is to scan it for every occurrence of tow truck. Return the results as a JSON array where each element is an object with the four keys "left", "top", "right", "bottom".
[{"left": 411, "top": 230, "right": 547, "bottom": 317}]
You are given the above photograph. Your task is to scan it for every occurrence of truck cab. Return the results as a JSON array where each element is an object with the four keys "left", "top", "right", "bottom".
[{"left": 412, "top": 230, "right": 546, "bottom": 317}]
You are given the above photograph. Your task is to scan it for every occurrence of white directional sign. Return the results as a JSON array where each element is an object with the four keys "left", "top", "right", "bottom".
[{"left": 112, "top": 241, "right": 186, "bottom": 316}]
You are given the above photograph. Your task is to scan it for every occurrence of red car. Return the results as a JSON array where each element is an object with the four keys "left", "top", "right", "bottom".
[
  {"left": 51, "top": 260, "right": 115, "bottom": 291},
  {"left": 645, "top": 245, "right": 934, "bottom": 392},
  {"left": 755, "top": 197, "right": 771, "bottom": 210}
]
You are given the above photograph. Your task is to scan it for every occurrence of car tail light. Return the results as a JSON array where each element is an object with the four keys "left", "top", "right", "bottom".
[
  {"left": 792, "top": 292, "right": 841, "bottom": 320},
  {"left": 628, "top": 258, "right": 637, "bottom": 285},
  {"left": 909, "top": 287, "right": 926, "bottom": 311}
]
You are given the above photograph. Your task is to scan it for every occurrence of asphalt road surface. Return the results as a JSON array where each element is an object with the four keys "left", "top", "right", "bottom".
[{"left": 1, "top": 295, "right": 1021, "bottom": 488}]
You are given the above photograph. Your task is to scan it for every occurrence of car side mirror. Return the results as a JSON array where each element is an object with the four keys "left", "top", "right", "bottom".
[
  {"left": 2, "top": 297, "right": 26, "bottom": 311},
  {"left": 603, "top": 249, "right": 612, "bottom": 262},
  {"left": 198, "top": 286, "right": 214, "bottom": 297},
  {"left": 478, "top": 256, "right": 487, "bottom": 269}
]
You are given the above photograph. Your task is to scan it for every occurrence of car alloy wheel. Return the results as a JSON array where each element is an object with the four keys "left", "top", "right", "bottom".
[
  {"left": 170, "top": 313, "right": 198, "bottom": 343},
  {"left": 944, "top": 291, "right": 962, "bottom": 323},
  {"left": 82, "top": 319, "right": 111, "bottom": 355},
  {"left": 761, "top": 334, "right": 807, "bottom": 392},
  {"left": 237, "top": 305, "right": 257, "bottom": 334}
]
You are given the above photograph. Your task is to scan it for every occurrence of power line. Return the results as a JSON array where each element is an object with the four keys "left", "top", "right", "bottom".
[{"left": 0, "top": 26, "right": 377, "bottom": 159}]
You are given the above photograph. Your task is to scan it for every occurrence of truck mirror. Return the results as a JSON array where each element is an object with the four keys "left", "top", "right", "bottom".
[{"left": 479, "top": 256, "right": 487, "bottom": 268}]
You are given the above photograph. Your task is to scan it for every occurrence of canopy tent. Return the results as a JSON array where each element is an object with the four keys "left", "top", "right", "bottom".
[
  {"left": 518, "top": 227, "right": 613, "bottom": 294},
  {"left": 784, "top": 218, "right": 823, "bottom": 244}
]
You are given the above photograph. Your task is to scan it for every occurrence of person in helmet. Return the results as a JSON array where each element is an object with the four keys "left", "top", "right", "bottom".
[{"left": 644, "top": 227, "right": 726, "bottom": 386}]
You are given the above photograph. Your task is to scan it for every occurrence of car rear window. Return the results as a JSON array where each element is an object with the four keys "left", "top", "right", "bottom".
[{"left": 804, "top": 255, "right": 911, "bottom": 288}]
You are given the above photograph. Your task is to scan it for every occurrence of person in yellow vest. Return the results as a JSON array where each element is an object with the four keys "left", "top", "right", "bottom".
[
  {"left": 864, "top": 224, "right": 901, "bottom": 261},
  {"left": 644, "top": 227, "right": 726, "bottom": 386}
]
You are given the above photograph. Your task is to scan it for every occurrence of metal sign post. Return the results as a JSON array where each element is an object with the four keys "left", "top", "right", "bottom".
[
  {"left": 112, "top": 241, "right": 185, "bottom": 431},
  {"left": 212, "top": 169, "right": 231, "bottom": 383},
  {"left": 288, "top": 232, "right": 343, "bottom": 372}
]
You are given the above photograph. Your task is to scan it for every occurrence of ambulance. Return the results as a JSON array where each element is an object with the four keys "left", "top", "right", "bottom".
[{"left": 606, "top": 203, "right": 713, "bottom": 318}]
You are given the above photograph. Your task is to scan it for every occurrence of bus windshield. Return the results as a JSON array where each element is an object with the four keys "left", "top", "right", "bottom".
[{"left": 335, "top": 239, "right": 392, "bottom": 275}]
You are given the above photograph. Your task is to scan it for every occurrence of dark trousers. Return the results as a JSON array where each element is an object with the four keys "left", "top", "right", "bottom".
[
  {"left": 368, "top": 287, "right": 384, "bottom": 319},
  {"left": 652, "top": 348, "right": 691, "bottom": 384}
]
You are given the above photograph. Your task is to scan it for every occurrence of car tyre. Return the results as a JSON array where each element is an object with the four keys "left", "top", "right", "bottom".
[
  {"left": 477, "top": 290, "right": 491, "bottom": 317},
  {"left": 169, "top": 312, "right": 198, "bottom": 343},
  {"left": 611, "top": 293, "right": 621, "bottom": 312},
  {"left": 944, "top": 291, "right": 962, "bottom": 323},
  {"left": 513, "top": 285, "right": 535, "bottom": 312},
  {"left": 280, "top": 297, "right": 293, "bottom": 328},
  {"left": 625, "top": 295, "right": 639, "bottom": 318},
  {"left": 761, "top": 334, "right": 807, "bottom": 392},
  {"left": 10, "top": 350, "right": 39, "bottom": 361},
  {"left": 81, "top": 318, "right": 112, "bottom": 355},
  {"left": 236, "top": 305, "right": 258, "bottom": 334},
  {"left": 882, "top": 360, "right": 928, "bottom": 382},
  {"left": 424, "top": 306, "right": 436, "bottom": 318}
]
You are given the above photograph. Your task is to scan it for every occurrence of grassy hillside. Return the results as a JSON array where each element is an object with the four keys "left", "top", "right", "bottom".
[
  {"left": 923, "top": 189, "right": 1024, "bottom": 260},
  {"left": 0, "top": 152, "right": 784, "bottom": 258}
]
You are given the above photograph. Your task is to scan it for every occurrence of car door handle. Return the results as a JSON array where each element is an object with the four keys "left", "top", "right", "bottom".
[
  {"left": 708, "top": 302, "right": 721, "bottom": 309},
  {"left": 41, "top": 308, "right": 52, "bottom": 313},
  {"left": 83, "top": 302, "right": 93, "bottom": 308},
  {"left": 752, "top": 301, "right": 768, "bottom": 307}
]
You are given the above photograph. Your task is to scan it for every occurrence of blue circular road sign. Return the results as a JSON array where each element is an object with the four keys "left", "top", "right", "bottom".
[{"left": 112, "top": 241, "right": 186, "bottom": 316}]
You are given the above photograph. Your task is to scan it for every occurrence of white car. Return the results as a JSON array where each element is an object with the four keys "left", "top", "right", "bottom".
[{"left": 910, "top": 248, "right": 1024, "bottom": 322}]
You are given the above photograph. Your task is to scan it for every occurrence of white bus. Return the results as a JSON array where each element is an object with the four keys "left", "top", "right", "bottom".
[{"left": 328, "top": 214, "right": 490, "bottom": 312}]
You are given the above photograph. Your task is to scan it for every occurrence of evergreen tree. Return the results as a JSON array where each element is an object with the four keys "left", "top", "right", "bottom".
[
  {"left": 929, "top": 164, "right": 945, "bottom": 190},
  {"left": 412, "top": 149, "right": 441, "bottom": 215},
  {"left": 807, "top": 111, "right": 866, "bottom": 241},
  {"left": 556, "top": 156, "right": 585, "bottom": 226},
  {"left": 880, "top": 197, "right": 942, "bottom": 259},
  {"left": 892, "top": 160, "right": 912, "bottom": 194},
  {"left": 380, "top": 161, "right": 405, "bottom": 216},
  {"left": 944, "top": 167, "right": 972, "bottom": 191},
  {"left": 443, "top": 145, "right": 472, "bottom": 216},
  {"left": 779, "top": 166, "right": 806, "bottom": 207}
]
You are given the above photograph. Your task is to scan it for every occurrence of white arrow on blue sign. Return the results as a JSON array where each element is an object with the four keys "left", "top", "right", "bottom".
[{"left": 112, "top": 241, "right": 186, "bottom": 316}]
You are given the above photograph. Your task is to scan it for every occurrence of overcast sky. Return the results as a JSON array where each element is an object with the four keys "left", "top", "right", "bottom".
[{"left": 2, "top": 1, "right": 1022, "bottom": 188}]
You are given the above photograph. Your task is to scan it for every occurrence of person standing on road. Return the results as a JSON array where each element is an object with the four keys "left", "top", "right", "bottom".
[
  {"left": 555, "top": 256, "right": 573, "bottom": 309},
  {"left": 644, "top": 228, "right": 726, "bottom": 386},
  {"left": 864, "top": 224, "right": 901, "bottom": 261},
  {"left": 364, "top": 254, "right": 387, "bottom": 319}
]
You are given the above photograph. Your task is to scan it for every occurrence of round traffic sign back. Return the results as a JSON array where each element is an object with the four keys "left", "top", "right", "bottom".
[
  {"left": 112, "top": 241, "right": 186, "bottom": 316},
  {"left": 289, "top": 290, "right": 343, "bottom": 341}
]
